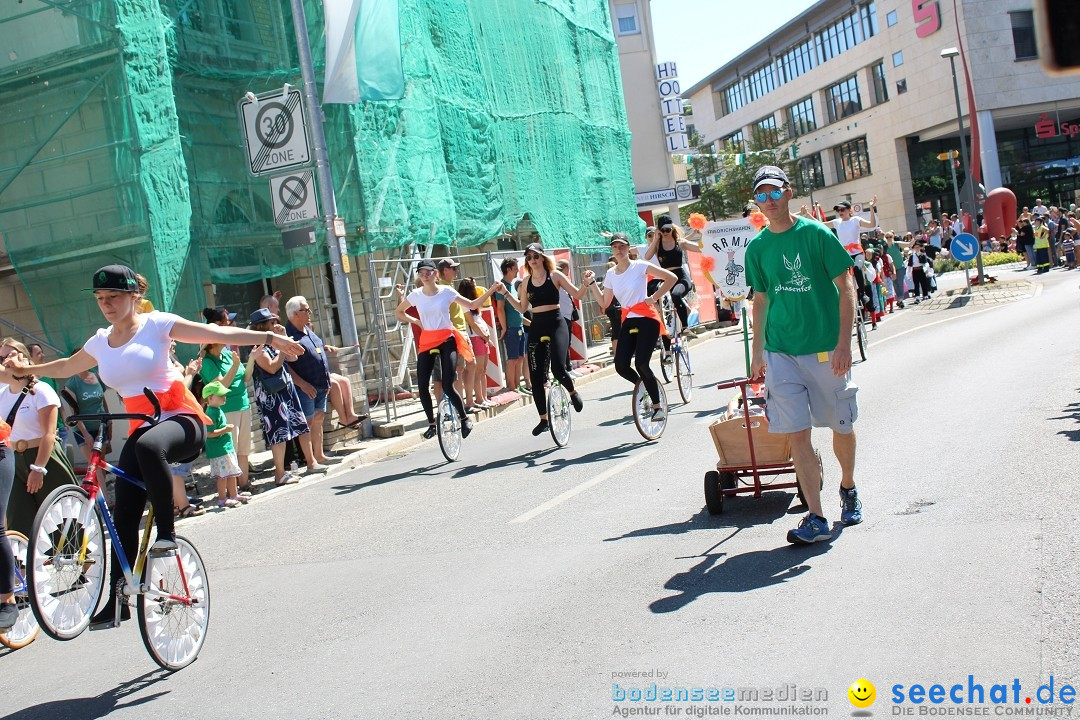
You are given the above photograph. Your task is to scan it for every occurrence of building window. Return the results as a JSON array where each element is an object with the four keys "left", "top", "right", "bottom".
[
  {"left": 834, "top": 137, "right": 872, "bottom": 182},
  {"left": 756, "top": 115, "right": 777, "bottom": 132},
  {"left": 743, "top": 61, "right": 778, "bottom": 103},
  {"left": 722, "top": 130, "right": 745, "bottom": 153},
  {"left": 1009, "top": 11, "right": 1037, "bottom": 60},
  {"left": 886, "top": 9, "right": 898, "bottom": 27},
  {"left": 795, "top": 153, "right": 826, "bottom": 195},
  {"left": 777, "top": 38, "right": 817, "bottom": 84},
  {"left": 719, "top": 81, "right": 745, "bottom": 116},
  {"left": 815, "top": 2, "right": 878, "bottom": 64},
  {"left": 896, "top": 78, "right": 908, "bottom": 95},
  {"left": 872, "top": 62, "right": 888, "bottom": 104},
  {"left": 826, "top": 75, "right": 862, "bottom": 122},
  {"left": 892, "top": 50, "right": 903, "bottom": 67},
  {"left": 614, "top": 3, "right": 640, "bottom": 36},
  {"left": 787, "top": 96, "right": 817, "bottom": 137}
]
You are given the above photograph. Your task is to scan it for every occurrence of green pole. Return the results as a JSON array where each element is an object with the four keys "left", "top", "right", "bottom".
[{"left": 742, "top": 306, "right": 751, "bottom": 378}]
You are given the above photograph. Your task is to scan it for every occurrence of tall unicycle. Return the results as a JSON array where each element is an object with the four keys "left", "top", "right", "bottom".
[
  {"left": 0, "top": 531, "right": 39, "bottom": 649},
  {"left": 547, "top": 381, "right": 572, "bottom": 447},
  {"left": 436, "top": 394, "right": 462, "bottom": 462},
  {"left": 854, "top": 302, "right": 868, "bottom": 362},
  {"left": 632, "top": 380, "right": 668, "bottom": 441},
  {"left": 658, "top": 296, "right": 676, "bottom": 383},
  {"left": 675, "top": 344, "right": 693, "bottom": 403}
]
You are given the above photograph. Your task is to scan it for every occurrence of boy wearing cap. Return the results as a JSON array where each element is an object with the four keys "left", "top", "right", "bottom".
[
  {"left": 203, "top": 380, "right": 247, "bottom": 509},
  {"left": 744, "top": 166, "right": 864, "bottom": 545}
]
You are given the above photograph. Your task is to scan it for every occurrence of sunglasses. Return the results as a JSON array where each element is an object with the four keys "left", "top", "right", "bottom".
[
  {"left": 753, "top": 188, "right": 785, "bottom": 203},
  {"left": 660, "top": 227, "right": 673, "bottom": 234},
  {"left": 525, "top": 253, "right": 541, "bottom": 261}
]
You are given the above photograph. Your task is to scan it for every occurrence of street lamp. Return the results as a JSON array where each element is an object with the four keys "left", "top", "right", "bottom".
[{"left": 940, "top": 47, "right": 985, "bottom": 285}]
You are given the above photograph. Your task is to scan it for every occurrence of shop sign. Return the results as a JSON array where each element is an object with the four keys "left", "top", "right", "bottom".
[
  {"left": 913, "top": 1, "right": 941, "bottom": 38},
  {"left": 1035, "top": 114, "right": 1080, "bottom": 139}
]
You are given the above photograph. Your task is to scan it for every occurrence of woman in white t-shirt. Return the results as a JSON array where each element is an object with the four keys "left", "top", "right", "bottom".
[
  {"left": 395, "top": 259, "right": 503, "bottom": 440},
  {"left": 8, "top": 264, "right": 305, "bottom": 627},
  {"left": 0, "top": 346, "right": 34, "bottom": 631},
  {"left": 583, "top": 234, "right": 676, "bottom": 421},
  {"left": 0, "top": 339, "right": 79, "bottom": 539}
]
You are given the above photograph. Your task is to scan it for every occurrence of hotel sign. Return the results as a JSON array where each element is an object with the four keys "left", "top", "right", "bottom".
[{"left": 657, "top": 62, "right": 689, "bottom": 153}]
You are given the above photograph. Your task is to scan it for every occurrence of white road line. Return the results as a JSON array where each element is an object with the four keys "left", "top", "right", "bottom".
[
  {"left": 509, "top": 446, "right": 661, "bottom": 524},
  {"left": 866, "top": 304, "right": 1007, "bottom": 349}
]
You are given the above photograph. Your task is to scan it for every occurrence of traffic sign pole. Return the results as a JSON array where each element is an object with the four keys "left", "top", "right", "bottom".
[{"left": 288, "top": 0, "right": 359, "bottom": 349}]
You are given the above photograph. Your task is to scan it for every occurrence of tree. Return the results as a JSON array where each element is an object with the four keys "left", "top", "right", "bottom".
[{"left": 681, "top": 124, "right": 800, "bottom": 223}]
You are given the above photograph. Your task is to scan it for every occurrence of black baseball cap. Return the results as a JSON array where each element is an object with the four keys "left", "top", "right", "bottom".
[
  {"left": 609, "top": 233, "right": 630, "bottom": 246},
  {"left": 645, "top": 225, "right": 657, "bottom": 234},
  {"left": 656, "top": 215, "right": 674, "bottom": 229},
  {"left": 752, "top": 166, "right": 789, "bottom": 191},
  {"left": 834, "top": 200, "right": 853, "bottom": 211},
  {"left": 87, "top": 264, "right": 139, "bottom": 292},
  {"left": 436, "top": 258, "right": 460, "bottom": 270},
  {"left": 416, "top": 259, "right": 436, "bottom": 272},
  {"left": 524, "top": 243, "right": 544, "bottom": 255}
]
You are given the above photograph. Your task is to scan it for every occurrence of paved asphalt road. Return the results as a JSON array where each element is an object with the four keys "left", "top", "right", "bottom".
[{"left": 3, "top": 267, "right": 1077, "bottom": 720}]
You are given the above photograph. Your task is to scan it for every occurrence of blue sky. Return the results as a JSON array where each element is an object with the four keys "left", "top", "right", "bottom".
[{"left": 651, "top": 0, "right": 821, "bottom": 88}]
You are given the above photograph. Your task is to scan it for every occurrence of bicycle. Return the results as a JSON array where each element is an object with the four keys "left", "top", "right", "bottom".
[
  {"left": 26, "top": 390, "right": 210, "bottom": 671},
  {"left": 657, "top": 294, "right": 693, "bottom": 403},
  {"left": 537, "top": 335, "right": 572, "bottom": 447},
  {"left": 848, "top": 262, "right": 869, "bottom": 362},
  {"left": 428, "top": 347, "right": 463, "bottom": 462},
  {"left": 0, "top": 530, "right": 39, "bottom": 650}
]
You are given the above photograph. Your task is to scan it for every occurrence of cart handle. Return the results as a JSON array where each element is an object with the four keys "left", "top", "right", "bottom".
[{"left": 715, "top": 377, "right": 750, "bottom": 391}]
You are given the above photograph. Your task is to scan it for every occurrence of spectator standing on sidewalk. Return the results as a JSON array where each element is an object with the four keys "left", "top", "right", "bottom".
[
  {"left": 201, "top": 381, "right": 247, "bottom": 509},
  {"left": 458, "top": 277, "right": 493, "bottom": 412},
  {"left": 884, "top": 232, "right": 907, "bottom": 308},
  {"left": 495, "top": 258, "right": 527, "bottom": 393},
  {"left": 1033, "top": 216, "right": 1052, "bottom": 274},
  {"left": 743, "top": 166, "right": 863, "bottom": 546},
  {"left": 1016, "top": 217, "right": 1036, "bottom": 269},
  {"left": 198, "top": 339, "right": 254, "bottom": 494},
  {"left": 283, "top": 296, "right": 334, "bottom": 470}
]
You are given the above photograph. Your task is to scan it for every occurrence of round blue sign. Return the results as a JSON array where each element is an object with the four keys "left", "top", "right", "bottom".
[{"left": 950, "top": 232, "right": 979, "bottom": 262}]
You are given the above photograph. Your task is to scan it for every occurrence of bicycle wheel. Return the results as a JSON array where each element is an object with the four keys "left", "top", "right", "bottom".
[
  {"left": 675, "top": 346, "right": 693, "bottom": 403},
  {"left": 631, "top": 380, "right": 667, "bottom": 441},
  {"left": 548, "top": 383, "right": 572, "bottom": 447},
  {"left": 436, "top": 395, "right": 462, "bottom": 461},
  {"left": 854, "top": 308, "right": 867, "bottom": 362},
  {"left": 27, "top": 485, "right": 107, "bottom": 641},
  {"left": 138, "top": 536, "right": 210, "bottom": 672},
  {"left": 0, "top": 531, "right": 40, "bottom": 649}
]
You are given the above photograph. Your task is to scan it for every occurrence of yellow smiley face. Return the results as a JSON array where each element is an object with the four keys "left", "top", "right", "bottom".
[{"left": 848, "top": 679, "right": 876, "bottom": 708}]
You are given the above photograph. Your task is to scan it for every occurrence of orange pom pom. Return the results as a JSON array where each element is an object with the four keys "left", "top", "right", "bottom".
[
  {"left": 749, "top": 212, "right": 767, "bottom": 229},
  {"left": 688, "top": 213, "right": 707, "bottom": 231},
  {"left": 0, "top": 420, "right": 9, "bottom": 444},
  {"left": 700, "top": 256, "right": 715, "bottom": 273}
]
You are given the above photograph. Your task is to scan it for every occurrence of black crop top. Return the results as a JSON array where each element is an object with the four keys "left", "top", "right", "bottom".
[
  {"left": 656, "top": 240, "right": 685, "bottom": 270},
  {"left": 527, "top": 274, "right": 559, "bottom": 307}
]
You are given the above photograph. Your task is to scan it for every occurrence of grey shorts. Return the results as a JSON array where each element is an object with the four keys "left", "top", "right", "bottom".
[{"left": 763, "top": 350, "right": 858, "bottom": 434}]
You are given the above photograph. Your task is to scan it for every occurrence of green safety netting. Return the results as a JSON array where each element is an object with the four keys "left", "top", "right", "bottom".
[{"left": 0, "top": 0, "right": 640, "bottom": 352}]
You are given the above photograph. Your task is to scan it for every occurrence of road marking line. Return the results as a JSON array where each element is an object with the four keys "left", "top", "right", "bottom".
[
  {"left": 866, "top": 304, "right": 1006, "bottom": 349},
  {"left": 509, "top": 446, "right": 660, "bottom": 523}
]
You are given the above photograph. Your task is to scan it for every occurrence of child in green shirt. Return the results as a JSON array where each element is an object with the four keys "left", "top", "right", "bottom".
[{"left": 202, "top": 381, "right": 247, "bottom": 509}]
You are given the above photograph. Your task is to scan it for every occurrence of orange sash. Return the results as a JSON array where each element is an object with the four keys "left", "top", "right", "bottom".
[
  {"left": 621, "top": 302, "right": 668, "bottom": 336},
  {"left": 418, "top": 328, "right": 474, "bottom": 363},
  {"left": 122, "top": 379, "right": 212, "bottom": 434},
  {"left": 0, "top": 420, "right": 9, "bottom": 445}
]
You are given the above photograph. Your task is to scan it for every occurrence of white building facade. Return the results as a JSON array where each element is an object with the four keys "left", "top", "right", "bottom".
[{"left": 685, "top": 0, "right": 1080, "bottom": 231}]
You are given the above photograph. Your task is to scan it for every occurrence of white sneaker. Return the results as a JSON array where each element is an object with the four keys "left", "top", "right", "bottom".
[
  {"left": 307, "top": 463, "right": 330, "bottom": 473},
  {"left": 149, "top": 540, "right": 177, "bottom": 557}
]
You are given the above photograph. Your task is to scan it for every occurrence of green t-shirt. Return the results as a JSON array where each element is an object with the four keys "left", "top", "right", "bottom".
[
  {"left": 199, "top": 349, "right": 250, "bottom": 413},
  {"left": 204, "top": 405, "right": 234, "bottom": 459},
  {"left": 494, "top": 282, "right": 523, "bottom": 328},
  {"left": 886, "top": 242, "right": 904, "bottom": 269},
  {"left": 65, "top": 373, "right": 105, "bottom": 436},
  {"left": 745, "top": 216, "right": 855, "bottom": 356}
]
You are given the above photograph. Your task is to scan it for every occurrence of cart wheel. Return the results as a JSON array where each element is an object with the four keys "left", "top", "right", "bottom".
[
  {"left": 704, "top": 471, "right": 724, "bottom": 515},
  {"left": 795, "top": 451, "right": 824, "bottom": 507},
  {"left": 718, "top": 471, "right": 737, "bottom": 490}
]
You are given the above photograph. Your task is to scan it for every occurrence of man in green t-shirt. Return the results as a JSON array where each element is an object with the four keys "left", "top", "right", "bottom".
[{"left": 744, "top": 166, "right": 862, "bottom": 545}]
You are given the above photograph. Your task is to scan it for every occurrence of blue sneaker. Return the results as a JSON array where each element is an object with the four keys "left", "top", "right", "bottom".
[
  {"left": 787, "top": 513, "right": 831, "bottom": 545},
  {"left": 839, "top": 486, "right": 863, "bottom": 525}
]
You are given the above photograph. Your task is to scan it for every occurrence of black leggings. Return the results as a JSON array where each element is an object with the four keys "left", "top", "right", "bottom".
[
  {"left": 0, "top": 447, "right": 15, "bottom": 595},
  {"left": 615, "top": 317, "right": 662, "bottom": 404},
  {"left": 417, "top": 337, "right": 466, "bottom": 425},
  {"left": 528, "top": 311, "right": 575, "bottom": 416},
  {"left": 910, "top": 267, "right": 932, "bottom": 298},
  {"left": 108, "top": 415, "right": 204, "bottom": 599}
]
